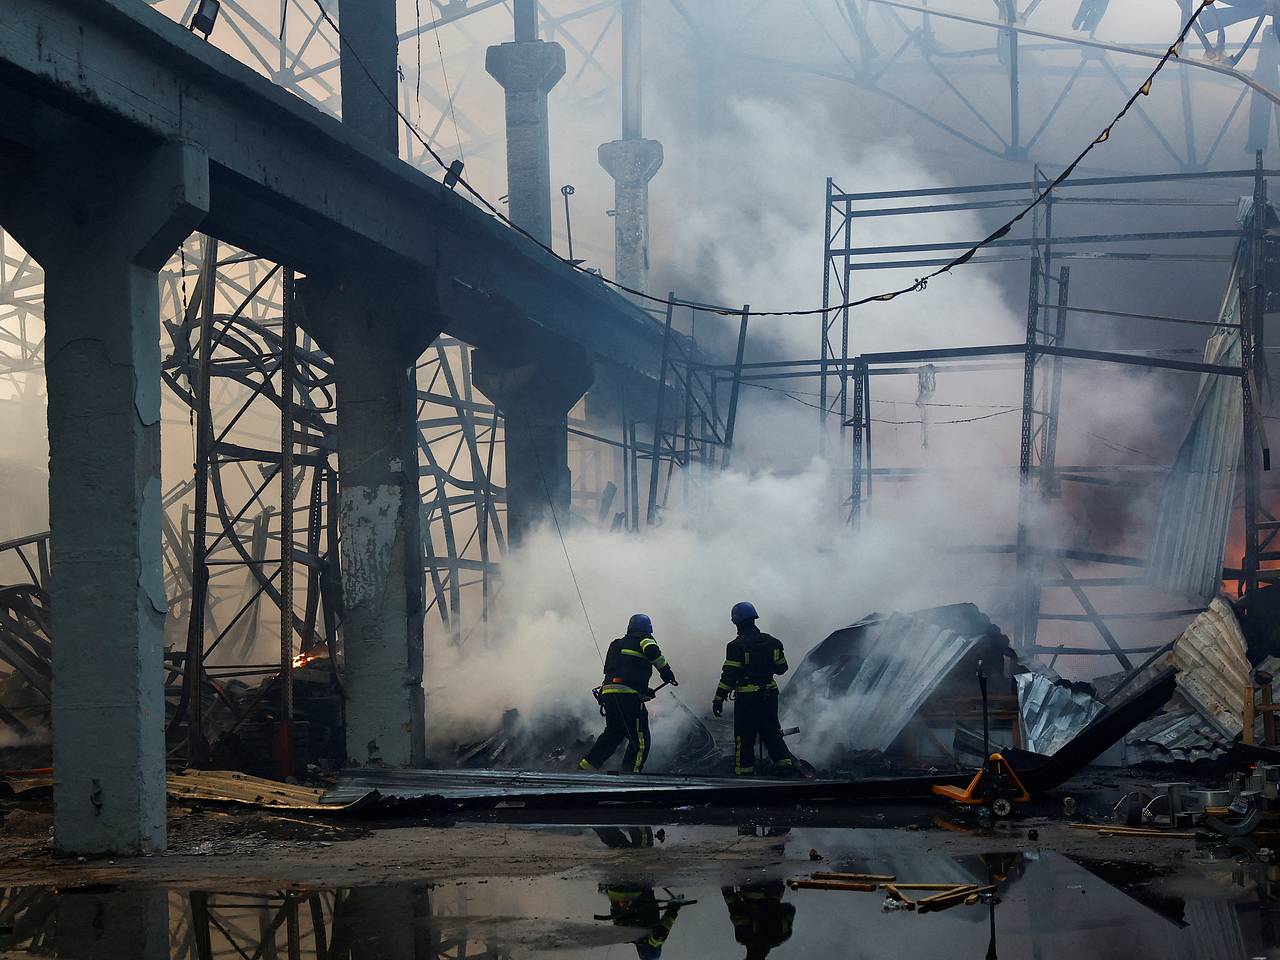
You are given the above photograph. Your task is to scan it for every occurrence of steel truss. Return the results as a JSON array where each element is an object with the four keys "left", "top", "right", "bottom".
[
  {"left": 0, "top": 885, "right": 511, "bottom": 959},
  {"left": 823, "top": 0, "right": 1280, "bottom": 170},
  {"left": 816, "top": 162, "right": 1271, "bottom": 667},
  {"left": 628, "top": 296, "right": 742, "bottom": 529},
  {"left": 829, "top": 161, "right": 1269, "bottom": 665},
  {"left": 0, "top": 219, "right": 673, "bottom": 756},
  {"left": 145, "top": 1, "right": 622, "bottom": 197}
]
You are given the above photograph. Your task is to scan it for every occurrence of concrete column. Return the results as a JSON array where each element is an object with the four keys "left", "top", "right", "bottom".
[
  {"left": 0, "top": 138, "right": 208, "bottom": 854},
  {"left": 485, "top": 36, "right": 565, "bottom": 244},
  {"left": 332, "top": 884, "right": 432, "bottom": 959},
  {"left": 598, "top": 138, "right": 663, "bottom": 296},
  {"left": 473, "top": 343, "right": 593, "bottom": 545},
  {"left": 54, "top": 886, "right": 170, "bottom": 959},
  {"left": 297, "top": 268, "right": 440, "bottom": 767},
  {"left": 600, "top": 0, "right": 663, "bottom": 296},
  {"left": 338, "top": 0, "right": 400, "bottom": 153}
]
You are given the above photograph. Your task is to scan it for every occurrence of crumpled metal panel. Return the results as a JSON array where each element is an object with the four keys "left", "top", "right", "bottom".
[
  {"left": 789, "top": 612, "right": 984, "bottom": 754},
  {"left": 1145, "top": 320, "right": 1242, "bottom": 600},
  {"left": 1017, "top": 672, "right": 1105, "bottom": 756},
  {"left": 1167, "top": 597, "right": 1250, "bottom": 739},
  {"left": 1125, "top": 707, "right": 1232, "bottom": 764}
]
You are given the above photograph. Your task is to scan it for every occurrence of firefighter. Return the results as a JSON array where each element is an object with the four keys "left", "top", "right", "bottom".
[
  {"left": 601, "top": 884, "right": 686, "bottom": 959},
  {"left": 712, "top": 602, "right": 797, "bottom": 776},
  {"left": 580, "top": 613, "right": 677, "bottom": 774},
  {"left": 722, "top": 881, "right": 795, "bottom": 959}
]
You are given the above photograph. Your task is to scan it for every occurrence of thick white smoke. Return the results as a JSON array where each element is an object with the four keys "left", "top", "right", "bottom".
[
  {"left": 426, "top": 450, "right": 1030, "bottom": 758},
  {"left": 422, "top": 70, "right": 1207, "bottom": 766}
]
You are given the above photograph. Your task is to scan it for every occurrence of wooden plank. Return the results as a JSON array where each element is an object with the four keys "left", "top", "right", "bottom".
[
  {"left": 787, "top": 879, "right": 877, "bottom": 892},
  {"left": 811, "top": 872, "right": 897, "bottom": 882},
  {"left": 166, "top": 769, "right": 373, "bottom": 813}
]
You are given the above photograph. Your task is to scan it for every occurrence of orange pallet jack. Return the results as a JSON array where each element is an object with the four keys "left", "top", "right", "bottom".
[{"left": 932, "top": 660, "right": 1030, "bottom": 818}]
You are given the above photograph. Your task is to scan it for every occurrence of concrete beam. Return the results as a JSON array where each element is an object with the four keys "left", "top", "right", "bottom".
[
  {"left": 0, "top": 0, "right": 668, "bottom": 379},
  {"left": 297, "top": 267, "right": 440, "bottom": 767},
  {"left": 0, "top": 136, "right": 209, "bottom": 854}
]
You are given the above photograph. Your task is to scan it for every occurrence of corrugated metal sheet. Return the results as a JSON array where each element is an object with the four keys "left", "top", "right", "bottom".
[
  {"left": 317, "top": 766, "right": 976, "bottom": 809},
  {"left": 789, "top": 612, "right": 985, "bottom": 754},
  {"left": 319, "top": 768, "right": 799, "bottom": 806},
  {"left": 1145, "top": 249, "right": 1244, "bottom": 599},
  {"left": 1166, "top": 597, "right": 1250, "bottom": 739},
  {"left": 1017, "top": 672, "right": 1104, "bottom": 756},
  {"left": 1125, "top": 707, "right": 1232, "bottom": 764}
]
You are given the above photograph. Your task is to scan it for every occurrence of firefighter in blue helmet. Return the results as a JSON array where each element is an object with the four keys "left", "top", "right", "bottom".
[
  {"left": 713, "top": 602, "right": 797, "bottom": 776},
  {"left": 580, "top": 614, "right": 677, "bottom": 773}
]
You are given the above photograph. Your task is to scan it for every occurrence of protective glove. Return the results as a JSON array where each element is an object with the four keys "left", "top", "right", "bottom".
[
  {"left": 660, "top": 667, "right": 677, "bottom": 686},
  {"left": 712, "top": 699, "right": 723, "bottom": 718}
]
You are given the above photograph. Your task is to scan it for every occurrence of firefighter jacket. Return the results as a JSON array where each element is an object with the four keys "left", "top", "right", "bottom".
[
  {"left": 716, "top": 624, "right": 788, "bottom": 698},
  {"left": 604, "top": 886, "right": 683, "bottom": 959},
  {"left": 600, "top": 633, "right": 675, "bottom": 695}
]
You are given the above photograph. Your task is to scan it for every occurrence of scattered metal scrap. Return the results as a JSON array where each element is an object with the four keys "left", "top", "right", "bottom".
[
  {"left": 1114, "top": 597, "right": 1280, "bottom": 764},
  {"left": 1167, "top": 598, "right": 1254, "bottom": 739},
  {"left": 1126, "top": 708, "right": 1233, "bottom": 764},
  {"left": 784, "top": 603, "right": 1016, "bottom": 764},
  {"left": 1016, "top": 671, "right": 1105, "bottom": 756}
]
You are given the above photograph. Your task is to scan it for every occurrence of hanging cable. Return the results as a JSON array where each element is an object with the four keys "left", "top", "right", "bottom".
[
  {"left": 425, "top": 0, "right": 465, "bottom": 161},
  {"left": 496, "top": 381, "right": 604, "bottom": 665},
  {"left": 310, "top": 0, "right": 1214, "bottom": 319}
]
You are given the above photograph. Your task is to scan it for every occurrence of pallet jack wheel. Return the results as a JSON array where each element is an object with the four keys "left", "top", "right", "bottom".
[{"left": 991, "top": 797, "right": 1012, "bottom": 819}]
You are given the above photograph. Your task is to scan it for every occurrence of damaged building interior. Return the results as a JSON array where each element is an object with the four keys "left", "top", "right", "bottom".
[{"left": 17, "top": 0, "right": 1280, "bottom": 956}]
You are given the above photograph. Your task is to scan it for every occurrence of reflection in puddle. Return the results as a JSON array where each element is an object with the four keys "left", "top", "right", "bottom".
[{"left": 1, "top": 829, "right": 1276, "bottom": 959}]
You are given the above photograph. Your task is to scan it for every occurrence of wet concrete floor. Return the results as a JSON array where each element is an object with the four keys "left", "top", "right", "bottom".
[{"left": 2, "top": 824, "right": 1278, "bottom": 959}]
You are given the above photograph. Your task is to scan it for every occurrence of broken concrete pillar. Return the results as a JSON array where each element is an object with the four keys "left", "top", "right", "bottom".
[
  {"left": 0, "top": 139, "right": 208, "bottom": 854},
  {"left": 473, "top": 342, "right": 593, "bottom": 545},
  {"left": 598, "top": 137, "right": 663, "bottom": 297},
  {"left": 485, "top": 32, "right": 565, "bottom": 245},
  {"left": 297, "top": 269, "right": 441, "bottom": 768},
  {"left": 599, "top": 0, "right": 663, "bottom": 297}
]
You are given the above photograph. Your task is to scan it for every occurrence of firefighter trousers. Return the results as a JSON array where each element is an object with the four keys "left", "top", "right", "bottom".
[
  {"left": 733, "top": 690, "right": 795, "bottom": 775},
  {"left": 583, "top": 693, "right": 650, "bottom": 773}
]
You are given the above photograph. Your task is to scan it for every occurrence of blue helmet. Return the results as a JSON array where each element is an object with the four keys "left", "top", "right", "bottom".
[
  {"left": 627, "top": 613, "right": 653, "bottom": 636},
  {"left": 730, "top": 601, "right": 758, "bottom": 624}
]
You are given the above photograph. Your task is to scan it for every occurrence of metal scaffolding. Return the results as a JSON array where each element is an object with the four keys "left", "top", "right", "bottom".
[{"left": 828, "top": 161, "right": 1272, "bottom": 667}]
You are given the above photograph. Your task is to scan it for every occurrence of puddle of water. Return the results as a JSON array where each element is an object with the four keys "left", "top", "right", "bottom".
[{"left": 1, "top": 829, "right": 1276, "bottom": 959}]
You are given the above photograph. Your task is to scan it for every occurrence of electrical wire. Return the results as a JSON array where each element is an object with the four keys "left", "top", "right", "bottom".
[
  {"left": 873, "top": 408, "right": 1019, "bottom": 425},
  {"left": 743, "top": 379, "right": 1022, "bottom": 424},
  {"left": 1084, "top": 429, "right": 1160, "bottom": 464},
  {"left": 509, "top": 397, "right": 604, "bottom": 665},
  {"left": 425, "top": 0, "right": 465, "bottom": 161},
  {"left": 308, "top": 0, "right": 1214, "bottom": 319}
]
